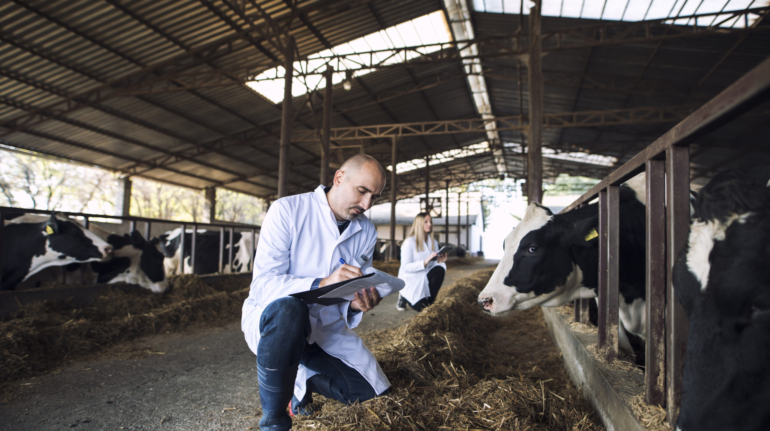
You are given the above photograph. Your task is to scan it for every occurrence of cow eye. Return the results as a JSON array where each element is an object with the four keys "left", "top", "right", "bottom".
[{"left": 528, "top": 245, "right": 539, "bottom": 253}]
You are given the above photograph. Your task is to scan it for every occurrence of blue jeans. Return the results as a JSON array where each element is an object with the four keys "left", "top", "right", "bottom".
[{"left": 257, "top": 297, "right": 384, "bottom": 415}]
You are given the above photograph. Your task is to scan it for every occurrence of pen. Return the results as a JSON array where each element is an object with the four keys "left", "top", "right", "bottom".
[{"left": 339, "top": 258, "right": 346, "bottom": 265}]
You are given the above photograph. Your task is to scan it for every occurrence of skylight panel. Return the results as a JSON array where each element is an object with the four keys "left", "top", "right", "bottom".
[
  {"left": 473, "top": 0, "right": 755, "bottom": 27},
  {"left": 389, "top": 142, "right": 490, "bottom": 174},
  {"left": 246, "top": 11, "right": 453, "bottom": 104}
]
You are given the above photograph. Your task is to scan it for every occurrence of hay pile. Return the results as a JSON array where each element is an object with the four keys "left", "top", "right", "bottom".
[
  {"left": 0, "top": 275, "right": 249, "bottom": 383},
  {"left": 292, "top": 268, "right": 603, "bottom": 430}
]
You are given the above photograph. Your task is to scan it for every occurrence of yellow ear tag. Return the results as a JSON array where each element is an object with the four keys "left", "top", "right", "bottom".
[
  {"left": 584, "top": 228, "right": 598, "bottom": 242},
  {"left": 45, "top": 225, "right": 54, "bottom": 235}
]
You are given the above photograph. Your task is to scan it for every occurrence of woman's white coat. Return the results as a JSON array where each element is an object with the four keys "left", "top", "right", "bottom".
[
  {"left": 241, "top": 186, "right": 390, "bottom": 400},
  {"left": 398, "top": 235, "right": 446, "bottom": 305}
]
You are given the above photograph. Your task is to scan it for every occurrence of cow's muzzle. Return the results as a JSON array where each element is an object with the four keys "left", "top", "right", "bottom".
[{"left": 478, "top": 296, "right": 494, "bottom": 312}]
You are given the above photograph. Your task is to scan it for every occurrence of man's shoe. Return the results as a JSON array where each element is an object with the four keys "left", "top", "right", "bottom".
[{"left": 396, "top": 294, "right": 407, "bottom": 311}]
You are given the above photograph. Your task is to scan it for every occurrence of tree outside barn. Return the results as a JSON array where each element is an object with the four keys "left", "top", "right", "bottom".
[{"left": 0, "top": 148, "right": 265, "bottom": 225}]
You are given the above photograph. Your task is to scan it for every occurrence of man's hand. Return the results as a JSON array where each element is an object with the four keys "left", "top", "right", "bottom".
[
  {"left": 350, "top": 287, "right": 381, "bottom": 312},
  {"left": 319, "top": 264, "right": 363, "bottom": 287}
]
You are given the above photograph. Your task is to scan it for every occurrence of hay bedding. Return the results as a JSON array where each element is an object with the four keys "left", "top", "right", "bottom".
[
  {"left": 0, "top": 275, "right": 249, "bottom": 384},
  {"left": 291, "top": 268, "right": 603, "bottom": 431}
]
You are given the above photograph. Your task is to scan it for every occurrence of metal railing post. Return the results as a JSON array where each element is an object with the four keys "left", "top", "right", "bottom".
[
  {"left": 129, "top": 220, "right": 136, "bottom": 232},
  {"left": 144, "top": 221, "right": 151, "bottom": 239},
  {"left": 598, "top": 189, "right": 608, "bottom": 347},
  {"left": 250, "top": 229, "right": 256, "bottom": 272},
  {"left": 179, "top": 223, "right": 186, "bottom": 274},
  {"left": 605, "top": 185, "right": 620, "bottom": 361},
  {"left": 190, "top": 224, "right": 197, "bottom": 273},
  {"left": 646, "top": 159, "right": 667, "bottom": 406},
  {"left": 83, "top": 216, "right": 89, "bottom": 229},
  {"left": 219, "top": 227, "right": 225, "bottom": 273},
  {"left": 666, "top": 146, "right": 691, "bottom": 424},
  {"left": 228, "top": 227, "right": 234, "bottom": 273}
]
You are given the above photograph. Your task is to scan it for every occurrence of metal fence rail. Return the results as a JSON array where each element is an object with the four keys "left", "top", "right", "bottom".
[
  {"left": 565, "top": 55, "right": 770, "bottom": 422},
  {"left": 0, "top": 206, "right": 261, "bottom": 286}
]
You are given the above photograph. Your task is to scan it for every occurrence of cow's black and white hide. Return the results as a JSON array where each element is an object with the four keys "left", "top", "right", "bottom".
[
  {"left": 673, "top": 168, "right": 770, "bottom": 431},
  {"left": 1, "top": 214, "right": 113, "bottom": 291},
  {"left": 155, "top": 228, "right": 257, "bottom": 275},
  {"left": 19, "top": 230, "right": 169, "bottom": 294},
  {"left": 478, "top": 181, "right": 647, "bottom": 358}
]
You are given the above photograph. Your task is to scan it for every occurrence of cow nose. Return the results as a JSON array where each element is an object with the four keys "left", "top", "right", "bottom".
[
  {"left": 103, "top": 246, "right": 114, "bottom": 257},
  {"left": 478, "top": 297, "right": 493, "bottom": 311}
]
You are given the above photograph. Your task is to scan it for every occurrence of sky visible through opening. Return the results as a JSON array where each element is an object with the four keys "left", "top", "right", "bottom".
[
  {"left": 472, "top": 0, "right": 761, "bottom": 26},
  {"left": 246, "top": 11, "right": 453, "bottom": 104}
]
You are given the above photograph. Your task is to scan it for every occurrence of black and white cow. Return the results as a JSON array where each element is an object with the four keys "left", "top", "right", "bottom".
[
  {"left": 1, "top": 214, "right": 113, "bottom": 291},
  {"left": 19, "top": 230, "right": 169, "bottom": 294},
  {"left": 478, "top": 178, "right": 647, "bottom": 356},
  {"left": 673, "top": 168, "right": 770, "bottom": 431},
  {"left": 155, "top": 228, "right": 257, "bottom": 275}
]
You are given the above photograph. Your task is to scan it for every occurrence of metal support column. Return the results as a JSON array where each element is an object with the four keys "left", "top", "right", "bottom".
[
  {"left": 320, "top": 65, "right": 332, "bottom": 186},
  {"left": 466, "top": 198, "right": 470, "bottom": 251},
  {"left": 389, "top": 136, "right": 398, "bottom": 260},
  {"left": 527, "top": 0, "right": 543, "bottom": 204},
  {"left": 445, "top": 181, "right": 450, "bottom": 245},
  {"left": 204, "top": 187, "right": 216, "bottom": 223},
  {"left": 278, "top": 36, "right": 295, "bottom": 198},
  {"left": 666, "top": 146, "right": 690, "bottom": 423},
  {"left": 179, "top": 223, "right": 186, "bottom": 274},
  {"left": 116, "top": 176, "right": 132, "bottom": 217},
  {"left": 457, "top": 192, "right": 461, "bottom": 246}
]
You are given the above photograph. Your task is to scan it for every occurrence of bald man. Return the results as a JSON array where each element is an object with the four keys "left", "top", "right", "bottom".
[{"left": 242, "top": 155, "right": 391, "bottom": 431}]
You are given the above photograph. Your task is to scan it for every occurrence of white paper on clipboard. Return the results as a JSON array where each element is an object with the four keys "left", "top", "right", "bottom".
[{"left": 318, "top": 268, "right": 405, "bottom": 301}]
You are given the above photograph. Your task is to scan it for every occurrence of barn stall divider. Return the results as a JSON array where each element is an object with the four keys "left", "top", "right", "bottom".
[
  {"left": 544, "top": 54, "right": 770, "bottom": 429},
  {"left": 0, "top": 207, "right": 260, "bottom": 314}
]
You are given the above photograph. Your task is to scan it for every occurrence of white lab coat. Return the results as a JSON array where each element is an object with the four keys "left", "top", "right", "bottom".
[
  {"left": 398, "top": 236, "right": 447, "bottom": 305},
  {"left": 242, "top": 186, "right": 390, "bottom": 401}
]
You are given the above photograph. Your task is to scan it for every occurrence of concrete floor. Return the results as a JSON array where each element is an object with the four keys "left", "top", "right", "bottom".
[{"left": 0, "top": 260, "right": 497, "bottom": 431}]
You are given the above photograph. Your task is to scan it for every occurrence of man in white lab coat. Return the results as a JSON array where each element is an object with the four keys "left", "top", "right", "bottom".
[{"left": 242, "top": 154, "right": 390, "bottom": 431}]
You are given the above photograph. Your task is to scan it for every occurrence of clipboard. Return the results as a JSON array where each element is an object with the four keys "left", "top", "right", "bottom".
[
  {"left": 289, "top": 269, "right": 405, "bottom": 306},
  {"left": 429, "top": 245, "right": 455, "bottom": 261}
]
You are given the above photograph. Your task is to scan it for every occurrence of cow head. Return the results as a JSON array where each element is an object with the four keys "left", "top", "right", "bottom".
[
  {"left": 43, "top": 214, "right": 114, "bottom": 261},
  {"left": 478, "top": 203, "right": 597, "bottom": 313},
  {"left": 674, "top": 171, "right": 770, "bottom": 431},
  {"left": 92, "top": 230, "right": 169, "bottom": 293}
]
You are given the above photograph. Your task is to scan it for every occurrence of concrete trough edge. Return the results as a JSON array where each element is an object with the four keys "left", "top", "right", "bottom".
[
  {"left": 541, "top": 307, "right": 646, "bottom": 431},
  {"left": 0, "top": 273, "right": 253, "bottom": 318}
]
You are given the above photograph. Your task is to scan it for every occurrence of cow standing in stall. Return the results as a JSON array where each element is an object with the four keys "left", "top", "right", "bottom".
[
  {"left": 477, "top": 177, "right": 647, "bottom": 358},
  {"left": 673, "top": 168, "right": 770, "bottom": 431},
  {"left": 1, "top": 214, "right": 114, "bottom": 291},
  {"left": 155, "top": 228, "right": 257, "bottom": 275}
]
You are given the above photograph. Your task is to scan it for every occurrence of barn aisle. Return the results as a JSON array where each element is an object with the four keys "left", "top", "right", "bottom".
[{"left": 0, "top": 260, "right": 499, "bottom": 431}]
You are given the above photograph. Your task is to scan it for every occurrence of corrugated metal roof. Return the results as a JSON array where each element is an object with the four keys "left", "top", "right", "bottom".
[{"left": 1, "top": 0, "right": 769, "bottom": 201}]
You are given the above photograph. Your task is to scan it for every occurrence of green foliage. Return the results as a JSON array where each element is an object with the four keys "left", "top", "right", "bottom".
[
  {"left": 0, "top": 149, "right": 116, "bottom": 213},
  {"left": 0, "top": 148, "right": 265, "bottom": 225},
  {"left": 544, "top": 174, "right": 599, "bottom": 196}
]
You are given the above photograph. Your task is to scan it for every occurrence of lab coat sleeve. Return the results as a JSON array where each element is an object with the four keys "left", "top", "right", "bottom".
[
  {"left": 337, "top": 232, "right": 377, "bottom": 329},
  {"left": 250, "top": 200, "right": 315, "bottom": 303},
  {"left": 400, "top": 238, "right": 427, "bottom": 273}
]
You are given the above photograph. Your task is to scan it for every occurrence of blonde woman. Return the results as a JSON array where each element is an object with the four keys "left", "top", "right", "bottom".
[{"left": 397, "top": 213, "right": 447, "bottom": 311}]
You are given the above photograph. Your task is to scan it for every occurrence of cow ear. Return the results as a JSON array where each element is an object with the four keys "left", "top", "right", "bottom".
[
  {"left": 565, "top": 217, "right": 599, "bottom": 248},
  {"left": 45, "top": 215, "right": 59, "bottom": 235},
  {"left": 150, "top": 237, "right": 160, "bottom": 246}
]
